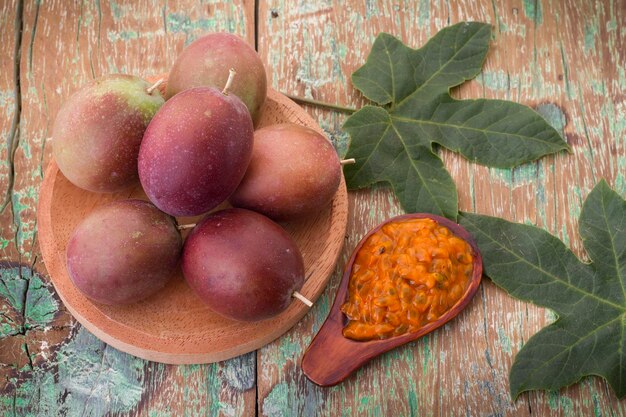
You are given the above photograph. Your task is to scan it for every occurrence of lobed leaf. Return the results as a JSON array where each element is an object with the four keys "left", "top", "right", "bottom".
[
  {"left": 458, "top": 180, "right": 626, "bottom": 399},
  {"left": 343, "top": 106, "right": 457, "bottom": 218},
  {"left": 344, "top": 22, "right": 569, "bottom": 217}
]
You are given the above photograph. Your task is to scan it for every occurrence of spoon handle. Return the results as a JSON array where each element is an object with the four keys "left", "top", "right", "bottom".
[{"left": 301, "top": 313, "right": 378, "bottom": 386}]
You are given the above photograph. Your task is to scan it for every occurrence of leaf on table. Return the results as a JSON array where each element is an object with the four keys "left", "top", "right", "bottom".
[
  {"left": 459, "top": 180, "right": 626, "bottom": 399},
  {"left": 343, "top": 22, "right": 570, "bottom": 219}
]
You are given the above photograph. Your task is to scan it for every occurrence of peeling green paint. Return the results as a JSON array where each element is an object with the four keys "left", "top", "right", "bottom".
[
  {"left": 0, "top": 89, "right": 14, "bottom": 107},
  {"left": 109, "top": 0, "right": 124, "bottom": 21},
  {"left": 337, "top": 43, "right": 348, "bottom": 60},
  {"left": 148, "top": 411, "right": 174, "bottom": 417},
  {"left": 408, "top": 382, "right": 418, "bottom": 416},
  {"left": 535, "top": 103, "right": 566, "bottom": 132},
  {"left": 105, "top": 55, "right": 120, "bottom": 73},
  {"left": 602, "top": 100, "right": 626, "bottom": 149},
  {"left": 18, "top": 134, "right": 32, "bottom": 160},
  {"left": 606, "top": 19, "right": 617, "bottom": 31},
  {"left": 0, "top": 327, "right": 155, "bottom": 417},
  {"left": 262, "top": 382, "right": 291, "bottom": 417},
  {"left": 490, "top": 163, "right": 540, "bottom": 187},
  {"left": 502, "top": 22, "right": 527, "bottom": 37},
  {"left": 11, "top": 185, "right": 39, "bottom": 254},
  {"left": 616, "top": 173, "right": 626, "bottom": 196},
  {"left": 329, "top": 38, "right": 345, "bottom": 82},
  {"left": 318, "top": 113, "right": 350, "bottom": 158},
  {"left": 497, "top": 327, "right": 512, "bottom": 354},
  {"left": 476, "top": 69, "right": 520, "bottom": 92},
  {"left": 523, "top": 0, "right": 543, "bottom": 24},
  {"left": 57, "top": 328, "right": 147, "bottom": 414},
  {"left": 282, "top": 334, "right": 307, "bottom": 362},
  {"left": 222, "top": 352, "right": 255, "bottom": 391},
  {"left": 418, "top": 0, "right": 430, "bottom": 30},
  {"left": 166, "top": 12, "right": 235, "bottom": 44},
  {"left": 0, "top": 268, "right": 27, "bottom": 338},
  {"left": 23, "top": 275, "right": 58, "bottom": 330},
  {"left": 590, "top": 80, "right": 606, "bottom": 95},
  {"left": 0, "top": 266, "right": 58, "bottom": 338},
  {"left": 107, "top": 30, "right": 139, "bottom": 42},
  {"left": 364, "top": 0, "right": 379, "bottom": 20},
  {"left": 545, "top": 309, "right": 558, "bottom": 323},
  {"left": 584, "top": 23, "right": 598, "bottom": 52},
  {"left": 547, "top": 390, "right": 575, "bottom": 413},
  {"left": 310, "top": 287, "right": 332, "bottom": 333},
  {"left": 421, "top": 335, "right": 432, "bottom": 373},
  {"left": 79, "top": 7, "right": 94, "bottom": 27}
]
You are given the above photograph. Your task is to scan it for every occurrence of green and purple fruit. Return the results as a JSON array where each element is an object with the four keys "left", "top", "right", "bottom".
[
  {"left": 139, "top": 85, "right": 254, "bottom": 217},
  {"left": 230, "top": 124, "right": 342, "bottom": 221},
  {"left": 52, "top": 74, "right": 164, "bottom": 193},
  {"left": 66, "top": 199, "right": 182, "bottom": 305},
  {"left": 166, "top": 33, "right": 267, "bottom": 124},
  {"left": 182, "top": 208, "right": 305, "bottom": 322}
]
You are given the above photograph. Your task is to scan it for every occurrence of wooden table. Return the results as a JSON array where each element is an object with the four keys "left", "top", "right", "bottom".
[{"left": 1, "top": 0, "right": 624, "bottom": 415}]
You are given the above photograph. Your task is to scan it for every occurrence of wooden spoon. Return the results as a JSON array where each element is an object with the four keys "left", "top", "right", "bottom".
[{"left": 301, "top": 213, "right": 483, "bottom": 386}]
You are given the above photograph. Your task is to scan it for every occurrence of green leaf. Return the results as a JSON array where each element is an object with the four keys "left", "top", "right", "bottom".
[
  {"left": 344, "top": 22, "right": 570, "bottom": 219},
  {"left": 458, "top": 180, "right": 626, "bottom": 399},
  {"left": 343, "top": 106, "right": 457, "bottom": 216}
]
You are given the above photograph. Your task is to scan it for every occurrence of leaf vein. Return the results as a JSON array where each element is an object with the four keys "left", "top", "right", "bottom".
[
  {"left": 393, "top": 26, "right": 488, "bottom": 109},
  {"left": 347, "top": 122, "right": 393, "bottom": 183},
  {"left": 463, "top": 215, "right": 625, "bottom": 311},
  {"left": 392, "top": 115, "right": 564, "bottom": 147},
  {"left": 389, "top": 122, "right": 446, "bottom": 214},
  {"left": 523, "top": 317, "right": 623, "bottom": 385},
  {"left": 600, "top": 192, "right": 626, "bottom": 302}
]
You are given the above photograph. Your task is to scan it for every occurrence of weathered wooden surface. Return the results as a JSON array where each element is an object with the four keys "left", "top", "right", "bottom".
[
  {"left": 1, "top": 0, "right": 625, "bottom": 416},
  {"left": 1, "top": 1, "right": 257, "bottom": 416},
  {"left": 258, "top": 1, "right": 626, "bottom": 415}
]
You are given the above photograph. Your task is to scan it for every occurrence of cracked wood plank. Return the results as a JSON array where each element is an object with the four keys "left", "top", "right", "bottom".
[
  {"left": 0, "top": 1, "right": 256, "bottom": 416},
  {"left": 255, "top": 0, "right": 626, "bottom": 416}
]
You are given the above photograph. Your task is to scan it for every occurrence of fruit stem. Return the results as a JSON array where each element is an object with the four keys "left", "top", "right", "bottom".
[
  {"left": 340, "top": 158, "right": 356, "bottom": 166},
  {"left": 222, "top": 68, "right": 237, "bottom": 95},
  {"left": 293, "top": 291, "right": 313, "bottom": 307},
  {"left": 177, "top": 223, "right": 196, "bottom": 230},
  {"left": 282, "top": 93, "right": 357, "bottom": 114},
  {"left": 146, "top": 78, "right": 164, "bottom": 95}
]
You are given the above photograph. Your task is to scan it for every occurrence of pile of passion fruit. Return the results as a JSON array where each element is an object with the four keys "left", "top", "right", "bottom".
[{"left": 55, "top": 33, "right": 345, "bottom": 322}]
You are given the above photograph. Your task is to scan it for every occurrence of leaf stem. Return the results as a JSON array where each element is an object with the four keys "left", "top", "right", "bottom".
[{"left": 282, "top": 93, "right": 357, "bottom": 114}]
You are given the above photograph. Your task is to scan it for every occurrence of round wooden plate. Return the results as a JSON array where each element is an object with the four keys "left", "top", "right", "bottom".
[{"left": 38, "top": 87, "right": 348, "bottom": 364}]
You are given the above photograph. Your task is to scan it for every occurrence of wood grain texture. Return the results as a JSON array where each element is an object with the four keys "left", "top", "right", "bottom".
[
  {"left": 256, "top": 0, "right": 626, "bottom": 416},
  {"left": 1, "top": 0, "right": 625, "bottom": 416},
  {"left": 1, "top": 1, "right": 258, "bottom": 416}
]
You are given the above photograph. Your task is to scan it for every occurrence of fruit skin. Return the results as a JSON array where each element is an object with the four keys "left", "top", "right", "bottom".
[
  {"left": 182, "top": 208, "right": 305, "bottom": 322},
  {"left": 165, "top": 33, "right": 267, "bottom": 124},
  {"left": 52, "top": 74, "right": 164, "bottom": 193},
  {"left": 138, "top": 87, "right": 254, "bottom": 217},
  {"left": 229, "top": 124, "right": 341, "bottom": 221},
  {"left": 66, "top": 199, "right": 182, "bottom": 305}
]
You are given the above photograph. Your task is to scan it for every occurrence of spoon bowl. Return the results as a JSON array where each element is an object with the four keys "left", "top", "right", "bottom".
[{"left": 301, "top": 213, "right": 483, "bottom": 386}]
